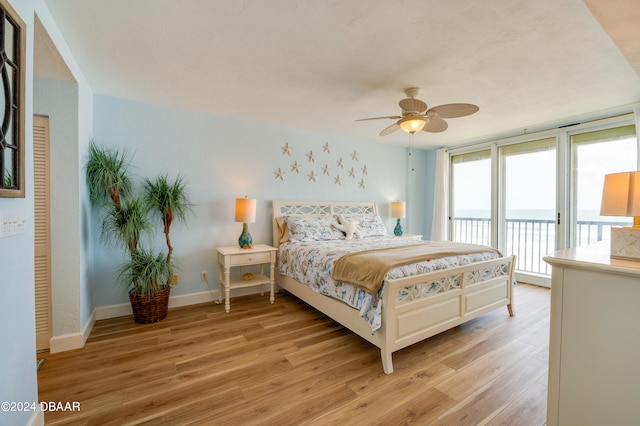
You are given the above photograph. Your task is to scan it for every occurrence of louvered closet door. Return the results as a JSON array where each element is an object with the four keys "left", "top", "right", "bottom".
[{"left": 34, "top": 115, "right": 51, "bottom": 351}]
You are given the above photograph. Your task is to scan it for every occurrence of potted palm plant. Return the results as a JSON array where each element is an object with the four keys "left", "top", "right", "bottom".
[{"left": 86, "top": 142, "right": 192, "bottom": 323}]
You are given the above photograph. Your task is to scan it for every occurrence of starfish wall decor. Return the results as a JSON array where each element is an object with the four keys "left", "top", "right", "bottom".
[{"left": 274, "top": 142, "right": 368, "bottom": 189}]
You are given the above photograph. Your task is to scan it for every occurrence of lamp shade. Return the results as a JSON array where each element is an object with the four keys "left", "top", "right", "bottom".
[
  {"left": 391, "top": 201, "right": 406, "bottom": 219},
  {"left": 398, "top": 116, "right": 426, "bottom": 134},
  {"left": 235, "top": 197, "right": 256, "bottom": 223},
  {"left": 600, "top": 172, "right": 640, "bottom": 218}
]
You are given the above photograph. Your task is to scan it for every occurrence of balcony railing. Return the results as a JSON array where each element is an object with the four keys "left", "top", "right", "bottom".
[{"left": 452, "top": 217, "right": 625, "bottom": 276}]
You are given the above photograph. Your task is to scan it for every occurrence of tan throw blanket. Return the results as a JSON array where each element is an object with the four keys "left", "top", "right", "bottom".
[{"left": 332, "top": 241, "right": 501, "bottom": 294}]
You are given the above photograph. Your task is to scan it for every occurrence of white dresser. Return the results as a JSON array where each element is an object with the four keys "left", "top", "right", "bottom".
[{"left": 544, "top": 242, "right": 640, "bottom": 426}]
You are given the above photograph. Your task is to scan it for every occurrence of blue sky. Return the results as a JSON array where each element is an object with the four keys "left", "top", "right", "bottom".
[{"left": 453, "top": 137, "right": 637, "bottom": 219}]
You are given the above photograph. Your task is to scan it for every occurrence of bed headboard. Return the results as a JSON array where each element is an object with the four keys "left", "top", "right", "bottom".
[{"left": 272, "top": 200, "right": 378, "bottom": 246}]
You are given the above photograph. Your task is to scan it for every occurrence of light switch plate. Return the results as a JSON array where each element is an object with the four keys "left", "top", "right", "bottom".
[{"left": 0, "top": 211, "right": 26, "bottom": 237}]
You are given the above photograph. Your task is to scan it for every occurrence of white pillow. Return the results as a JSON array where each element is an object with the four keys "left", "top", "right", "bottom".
[
  {"left": 284, "top": 215, "right": 344, "bottom": 242},
  {"left": 343, "top": 214, "right": 387, "bottom": 237}
]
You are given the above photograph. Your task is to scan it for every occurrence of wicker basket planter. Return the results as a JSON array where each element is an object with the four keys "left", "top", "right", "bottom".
[{"left": 129, "top": 286, "right": 171, "bottom": 324}]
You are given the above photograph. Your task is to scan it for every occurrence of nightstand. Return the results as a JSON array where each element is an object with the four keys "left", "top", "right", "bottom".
[{"left": 216, "top": 244, "right": 278, "bottom": 312}]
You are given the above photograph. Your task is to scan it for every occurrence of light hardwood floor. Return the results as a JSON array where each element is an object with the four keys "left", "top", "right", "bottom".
[{"left": 37, "top": 283, "right": 550, "bottom": 425}]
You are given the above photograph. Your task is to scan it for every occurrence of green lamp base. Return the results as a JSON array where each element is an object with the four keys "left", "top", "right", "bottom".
[
  {"left": 394, "top": 218, "right": 403, "bottom": 236},
  {"left": 238, "top": 223, "right": 253, "bottom": 248}
]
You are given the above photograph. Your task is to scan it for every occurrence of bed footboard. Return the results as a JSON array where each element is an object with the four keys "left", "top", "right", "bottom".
[
  {"left": 379, "top": 255, "right": 515, "bottom": 373},
  {"left": 277, "top": 254, "right": 515, "bottom": 375}
]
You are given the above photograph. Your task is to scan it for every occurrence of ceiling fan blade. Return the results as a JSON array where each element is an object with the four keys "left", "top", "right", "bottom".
[
  {"left": 355, "top": 115, "right": 401, "bottom": 122},
  {"left": 422, "top": 117, "right": 448, "bottom": 133},
  {"left": 398, "top": 98, "right": 427, "bottom": 113},
  {"left": 428, "top": 103, "right": 479, "bottom": 118},
  {"left": 379, "top": 123, "right": 400, "bottom": 136}
]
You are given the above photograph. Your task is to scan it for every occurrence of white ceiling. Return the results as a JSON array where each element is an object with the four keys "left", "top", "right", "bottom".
[{"left": 37, "top": 0, "right": 640, "bottom": 149}]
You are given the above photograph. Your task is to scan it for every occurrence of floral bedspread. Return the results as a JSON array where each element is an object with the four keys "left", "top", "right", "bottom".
[{"left": 277, "top": 236, "right": 500, "bottom": 333}]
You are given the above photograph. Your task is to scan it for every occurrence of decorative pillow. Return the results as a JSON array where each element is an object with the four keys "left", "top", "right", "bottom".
[
  {"left": 284, "top": 215, "right": 344, "bottom": 242},
  {"left": 275, "top": 216, "right": 289, "bottom": 244},
  {"left": 343, "top": 214, "right": 387, "bottom": 237},
  {"left": 332, "top": 214, "right": 362, "bottom": 240}
]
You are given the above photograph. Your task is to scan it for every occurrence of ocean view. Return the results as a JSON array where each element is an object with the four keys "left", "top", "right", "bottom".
[
  {"left": 453, "top": 209, "right": 629, "bottom": 276},
  {"left": 456, "top": 209, "right": 630, "bottom": 223}
]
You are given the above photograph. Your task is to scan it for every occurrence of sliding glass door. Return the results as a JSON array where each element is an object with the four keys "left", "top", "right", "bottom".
[
  {"left": 450, "top": 150, "right": 492, "bottom": 246},
  {"left": 570, "top": 125, "right": 637, "bottom": 247},
  {"left": 447, "top": 115, "right": 638, "bottom": 286},
  {"left": 500, "top": 138, "right": 556, "bottom": 278}
]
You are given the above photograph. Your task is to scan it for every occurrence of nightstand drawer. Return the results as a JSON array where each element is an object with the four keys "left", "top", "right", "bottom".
[{"left": 230, "top": 251, "right": 271, "bottom": 266}]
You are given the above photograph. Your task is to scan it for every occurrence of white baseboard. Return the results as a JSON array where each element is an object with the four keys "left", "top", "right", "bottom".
[
  {"left": 515, "top": 272, "right": 551, "bottom": 288},
  {"left": 169, "top": 289, "right": 218, "bottom": 309},
  {"left": 94, "top": 301, "right": 132, "bottom": 320},
  {"left": 83, "top": 311, "right": 96, "bottom": 343},
  {"left": 93, "top": 286, "right": 265, "bottom": 321},
  {"left": 49, "top": 333, "right": 83, "bottom": 354},
  {"left": 94, "top": 289, "right": 219, "bottom": 320},
  {"left": 49, "top": 310, "right": 96, "bottom": 353},
  {"left": 51, "top": 287, "right": 264, "bottom": 353}
]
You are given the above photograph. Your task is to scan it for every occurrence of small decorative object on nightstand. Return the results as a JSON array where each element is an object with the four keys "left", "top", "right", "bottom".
[
  {"left": 391, "top": 201, "right": 406, "bottom": 236},
  {"left": 216, "top": 244, "right": 277, "bottom": 312},
  {"left": 235, "top": 196, "right": 256, "bottom": 248},
  {"left": 600, "top": 171, "right": 640, "bottom": 260}
]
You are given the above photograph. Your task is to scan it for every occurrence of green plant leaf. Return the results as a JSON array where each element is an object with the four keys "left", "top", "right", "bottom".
[
  {"left": 144, "top": 174, "right": 193, "bottom": 262},
  {"left": 85, "top": 141, "right": 132, "bottom": 207},
  {"left": 118, "top": 248, "right": 173, "bottom": 297},
  {"left": 101, "top": 197, "right": 153, "bottom": 255}
]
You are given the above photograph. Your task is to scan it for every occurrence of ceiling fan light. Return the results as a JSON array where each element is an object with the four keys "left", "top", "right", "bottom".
[{"left": 398, "top": 116, "right": 426, "bottom": 134}]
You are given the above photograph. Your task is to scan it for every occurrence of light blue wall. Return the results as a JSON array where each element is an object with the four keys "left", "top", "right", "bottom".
[
  {"left": 33, "top": 3, "right": 95, "bottom": 351},
  {"left": 404, "top": 147, "right": 438, "bottom": 240},
  {"left": 0, "top": 191, "right": 37, "bottom": 426},
  {"left": 421, "top": 149, "right": 438, "bottom": 239},
  {"left": 35, "top": 0, "right": 96, "bottom": 344},
  {"left": 0, "top": 1, "right": 95, "bottom": 423},
  {"left": 91, "top": 95, "right": 424, "bottom": 306},
  {"left": 33, "top": 77, "right": 90, "bottom": 336},
  {"left": 0, "top": 2, "right": 37, "bottom": 425}
]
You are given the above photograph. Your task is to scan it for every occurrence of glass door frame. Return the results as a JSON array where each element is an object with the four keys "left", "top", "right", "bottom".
[
  {"left": 567, "top": 117, "right": 639, "bottom": 248},
  {"left": 498, "top": 136, "right": 559, "bottom": 287},
  {"left": 447, "top": 112, "right": 639, "bottom": 288}
]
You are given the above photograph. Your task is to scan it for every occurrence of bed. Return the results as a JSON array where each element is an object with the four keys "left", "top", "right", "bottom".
[{"left": 272, "top": 200, "right": 515, "bottom": 374}]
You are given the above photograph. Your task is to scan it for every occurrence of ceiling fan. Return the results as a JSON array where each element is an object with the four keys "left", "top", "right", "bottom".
[{"left": 355, "top": 87, "right": 479, "bottom": 136}]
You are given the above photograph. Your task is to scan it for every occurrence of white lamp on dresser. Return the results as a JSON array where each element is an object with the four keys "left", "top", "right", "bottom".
[{"left": 600, "top": 171, "right": 640, "bottom": 260}]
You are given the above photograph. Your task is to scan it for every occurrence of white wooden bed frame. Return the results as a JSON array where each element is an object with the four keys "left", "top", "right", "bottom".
[{"left": 272, "top": 200, "right": 515, "bottom": 374}]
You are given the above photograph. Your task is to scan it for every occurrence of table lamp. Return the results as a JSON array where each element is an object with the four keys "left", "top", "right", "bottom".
[
  {"left": 235, "top": 196, "right": 256, "bottom": 248},
  {"left": 600, "top": 171, "right": 640, "bottom": 260},
  {"left": 391, "top": 201, "right": 406, "bottom": 236}
]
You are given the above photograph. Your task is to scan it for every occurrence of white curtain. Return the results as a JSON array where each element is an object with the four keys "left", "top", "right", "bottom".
[
  {"left": 635, "top": 107, "right": 640, "bottom": 170},
  {"left": 431, "top": 148, "right": 449, "bottom": 241}
]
